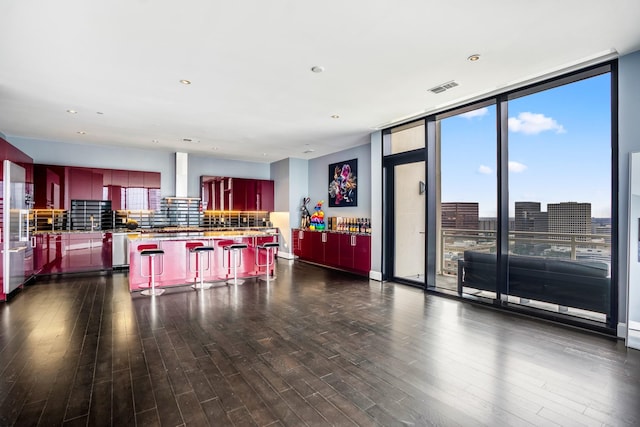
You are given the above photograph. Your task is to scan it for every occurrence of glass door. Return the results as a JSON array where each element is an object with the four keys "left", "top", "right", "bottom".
[{"left": 386, "top": 159, "right": 426, "bottom": 286}]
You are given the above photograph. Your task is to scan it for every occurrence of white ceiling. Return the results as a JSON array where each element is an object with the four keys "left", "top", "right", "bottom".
[{"left": 1, "top": 1, "right": 639, "bottom": 163}]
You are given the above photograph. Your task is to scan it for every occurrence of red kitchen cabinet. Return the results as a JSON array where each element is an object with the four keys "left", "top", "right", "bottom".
[
  {"left": 324, "top": 232, "right": 341, "bottom": 268},
  {"left": 62, "top": 232, "right": 112, "bottom": 273},
  {"left": 33, "top": 234, "right": 60, "bottom": 275},
  {"left": 92, "top": 171, "right": 104, "bottom": 200},
  {"left": 144, "top": 171, "right": 161, "bottom": 189},
  {"left": 33, "top": 232, "right": 112, "bottom": 275},
  {"left": 35, "top": 233, "right": 63, "bottom": 275},
  {"left": 107, "top": 185, "right": 123, "bottom": 210},
  {"left": 229, "top": 178, "right": 274, "bottom": 211},
  {"left": 231, "top": 178, "right": 248, "bottom": 210},
  {"left": 346, "top": 234, "right": 371, "bottom": 274},
  {"left": 67, "top": 167, "right": 105, "bottom": 206},
  {"left": 245, "top": 180, "right": 257, "bottom": 211},
  {"left": 292, "top": 229, "right": 302, "bottom": 256},
  {"left": 68, "top": 167, "right": 93, "bottom": 201},
  {"left": 297, "top": 229, "right": 314, "bottom": 260},
  {"left": 101, "top": 168, "right": 112, "bottom": 186},
  {"left": 111, "top": 169, "right": 129, "bottom": 187},
  {"left": 308, "top": 231, "right": 325, "bottom": 264},
  {"left": 128, "top": 171, "right": 144, "bottom": 187},
  {"left": 257, "top": 180, "right": 274, "bottom": 212},
  {"left": 294, "top": 230, "right": 370, "bottom": 277},
  {"left": 338, "top": 234, "right": 355, "bottom": 270}
]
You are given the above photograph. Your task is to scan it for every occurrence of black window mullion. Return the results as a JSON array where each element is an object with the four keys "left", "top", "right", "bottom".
[
  {"left": 496, "top": 95, "right": 509, "bottom": 302},
  {"left": 426, "top": 116, "right": 437, "bottom": 288}
]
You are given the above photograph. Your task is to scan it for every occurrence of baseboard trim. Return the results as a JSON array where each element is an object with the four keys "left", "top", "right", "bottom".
[
  {"left": 618, "top": 322, "right": 627, "bottom": 339},
  {"left": 369, "top": 270, "right": 383, "bottom": 281},
  {"left": 627, "top": 327, "right": 640, "bottom": 350},
  {"left": 277, "top": 251, "right": 296, "bottom": 260}
]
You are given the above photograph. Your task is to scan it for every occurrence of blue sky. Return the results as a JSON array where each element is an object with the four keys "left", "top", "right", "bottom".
[{"left": 440, "top": 73, "right": 611, "bottom": 217}]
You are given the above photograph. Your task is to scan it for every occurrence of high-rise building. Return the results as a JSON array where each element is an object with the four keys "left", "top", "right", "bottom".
[
  {"left": 441, "top": 202, "right": 479, "bottom": 229},
  {"left": 548, "top": 202, "right": 591, "bottom": 241},
  {"left": 513, "top": 202, "right": 548, "bottom": 254},
  {"left": 478, "top": 217, "right": 497, "bottom": 231},
  {"left": 515, "top": 202, "right": 543, "bottom": 233}
]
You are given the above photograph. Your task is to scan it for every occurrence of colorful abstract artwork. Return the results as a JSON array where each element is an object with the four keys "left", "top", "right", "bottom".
[{"left": 328, "top": 159, "right": 357, "bottom": 207}]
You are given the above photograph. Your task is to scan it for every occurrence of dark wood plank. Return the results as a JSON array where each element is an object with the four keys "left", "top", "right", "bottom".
[{"left": 0, "top": 264, "right": 638, "bottom": 427}]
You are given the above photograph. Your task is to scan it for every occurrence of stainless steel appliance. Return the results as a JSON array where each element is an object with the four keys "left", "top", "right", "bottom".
[{"left": 3, "top": 160, "right": 30, "bottom": 294}]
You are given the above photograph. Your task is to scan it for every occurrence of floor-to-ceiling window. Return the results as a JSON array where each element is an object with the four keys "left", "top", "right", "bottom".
[
  {"left": 505, "top": 72, "right": 613, "bottom": 323},
  {"left": 435, "top": 104, "right": 497, "bottom": 295},
  {"left": 383, "top": 62, "right": 616, "bottom": 331}
]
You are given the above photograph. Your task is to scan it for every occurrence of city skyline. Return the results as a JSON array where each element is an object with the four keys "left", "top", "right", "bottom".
[{"left": 440, "top": 72, "right": 611, "bottom": 218}]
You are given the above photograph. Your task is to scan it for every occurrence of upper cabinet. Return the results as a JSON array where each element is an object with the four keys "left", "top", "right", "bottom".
[
  {"left": 67, "top": 168, "right": 104, "bottom": 202},
  {"left": 256, "top": 179, "right": 274, "bottom": 212},
  {"left": 33, "top": 164, "right": 160, "bottom": 210},
  {"left": 201, "top": 176, "right": 274, "bottom": 211},
  {"left": 144, "top": 171, "right": 161, "bottom": 189}
]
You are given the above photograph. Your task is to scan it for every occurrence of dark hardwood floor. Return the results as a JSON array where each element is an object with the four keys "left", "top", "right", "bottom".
[{"left": 1, "top": 260, "right": 639, "bottom": 426}]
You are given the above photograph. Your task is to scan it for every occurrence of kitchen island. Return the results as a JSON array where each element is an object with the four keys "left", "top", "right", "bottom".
[{"left": 128, "top": 229, "right": 278, "bottom": 292}]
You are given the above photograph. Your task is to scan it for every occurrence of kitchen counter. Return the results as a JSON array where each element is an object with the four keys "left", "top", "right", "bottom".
[
  {"left": 33, "top": 226, "right": 278, "bottom": 235},
  {"left": 128, "top": 230, "right": 278, "bottom": 291}
]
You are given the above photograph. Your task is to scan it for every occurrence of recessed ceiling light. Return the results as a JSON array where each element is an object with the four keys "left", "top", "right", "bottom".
[
  {"left": 212, "top": 147, "right": 219, "bottom": 151},
  {"left": 67, "top": 109, "right": 77, "bottom": 114},
  {"left": 179, "top": 79, "right": 191, "bottom": 85},
  {"left": 152, "top": 139, "right": 159, "bottom": 143},
  {"left": 96, "top": 111, "right": 104, "bottom": 115},
  {"left": 262, "top": 153, "right": 267, "bottom": 157},
  {"left": 467, "top": 54, "right": 481, "bottom": 62},
  {"left": 311, "top": 66, "right": 324, "bottom": 73},
  {"left": 331, "top": 114, "right": 340, "bottom": 119},
  {"left": 77, "top": 131, "right": 86, "bottom": 135}
]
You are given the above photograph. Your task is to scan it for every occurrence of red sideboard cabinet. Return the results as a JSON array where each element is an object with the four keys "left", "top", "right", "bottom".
[{"left": 292, "top": 229, "right": 371, "bottom": 277}]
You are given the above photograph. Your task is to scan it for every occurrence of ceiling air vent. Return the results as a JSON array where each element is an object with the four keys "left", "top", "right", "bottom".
[{"left": 429, "top": 80, "right": 459, "bottom": 94}]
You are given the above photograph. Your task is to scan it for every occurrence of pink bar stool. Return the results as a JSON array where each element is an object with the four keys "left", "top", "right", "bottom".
[
  {"left": 222, "top": 242, "right": 248, "bottom": 286},
  {"left": 255, "top": 241, "right": 279, "bottom": 284},
  {"left": 186, "top": 242, "right": 215, "bottom": 290},
  {"left": 138, "top": 243, "right": 164, "bottom": 296}
]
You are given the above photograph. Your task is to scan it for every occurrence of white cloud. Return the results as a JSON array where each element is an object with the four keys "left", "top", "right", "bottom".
[
  {"left": 460, "top": 107, "right": 489, "bottom": 119},
  {"left": 508, "top": 112, "right": 566, "bottom": 135},
  {"left": 478, "top": 165, "right": 493, "bottom": 174},
  {"left": 508, "top": 161, "right": 528, "bottom": 173}
]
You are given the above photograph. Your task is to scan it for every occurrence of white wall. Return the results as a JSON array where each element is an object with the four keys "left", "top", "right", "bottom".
[
  {"left": 270, "top": 158, "right": 290, "bottom": 212},
  {"left": 619, "top": 49, "right": 640, "bottom": 335},
  {"left": 370, "top": 132, "right": 382, "bottom": 276},
  {"left": 307, "top": 142, "right": 371, "bottom": 219},
  {"left": 289, "top": 158, "right": 309, "bottom": 229},
  {"left": 627, "top": 153, "right": 640, "bottom": 347}
]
